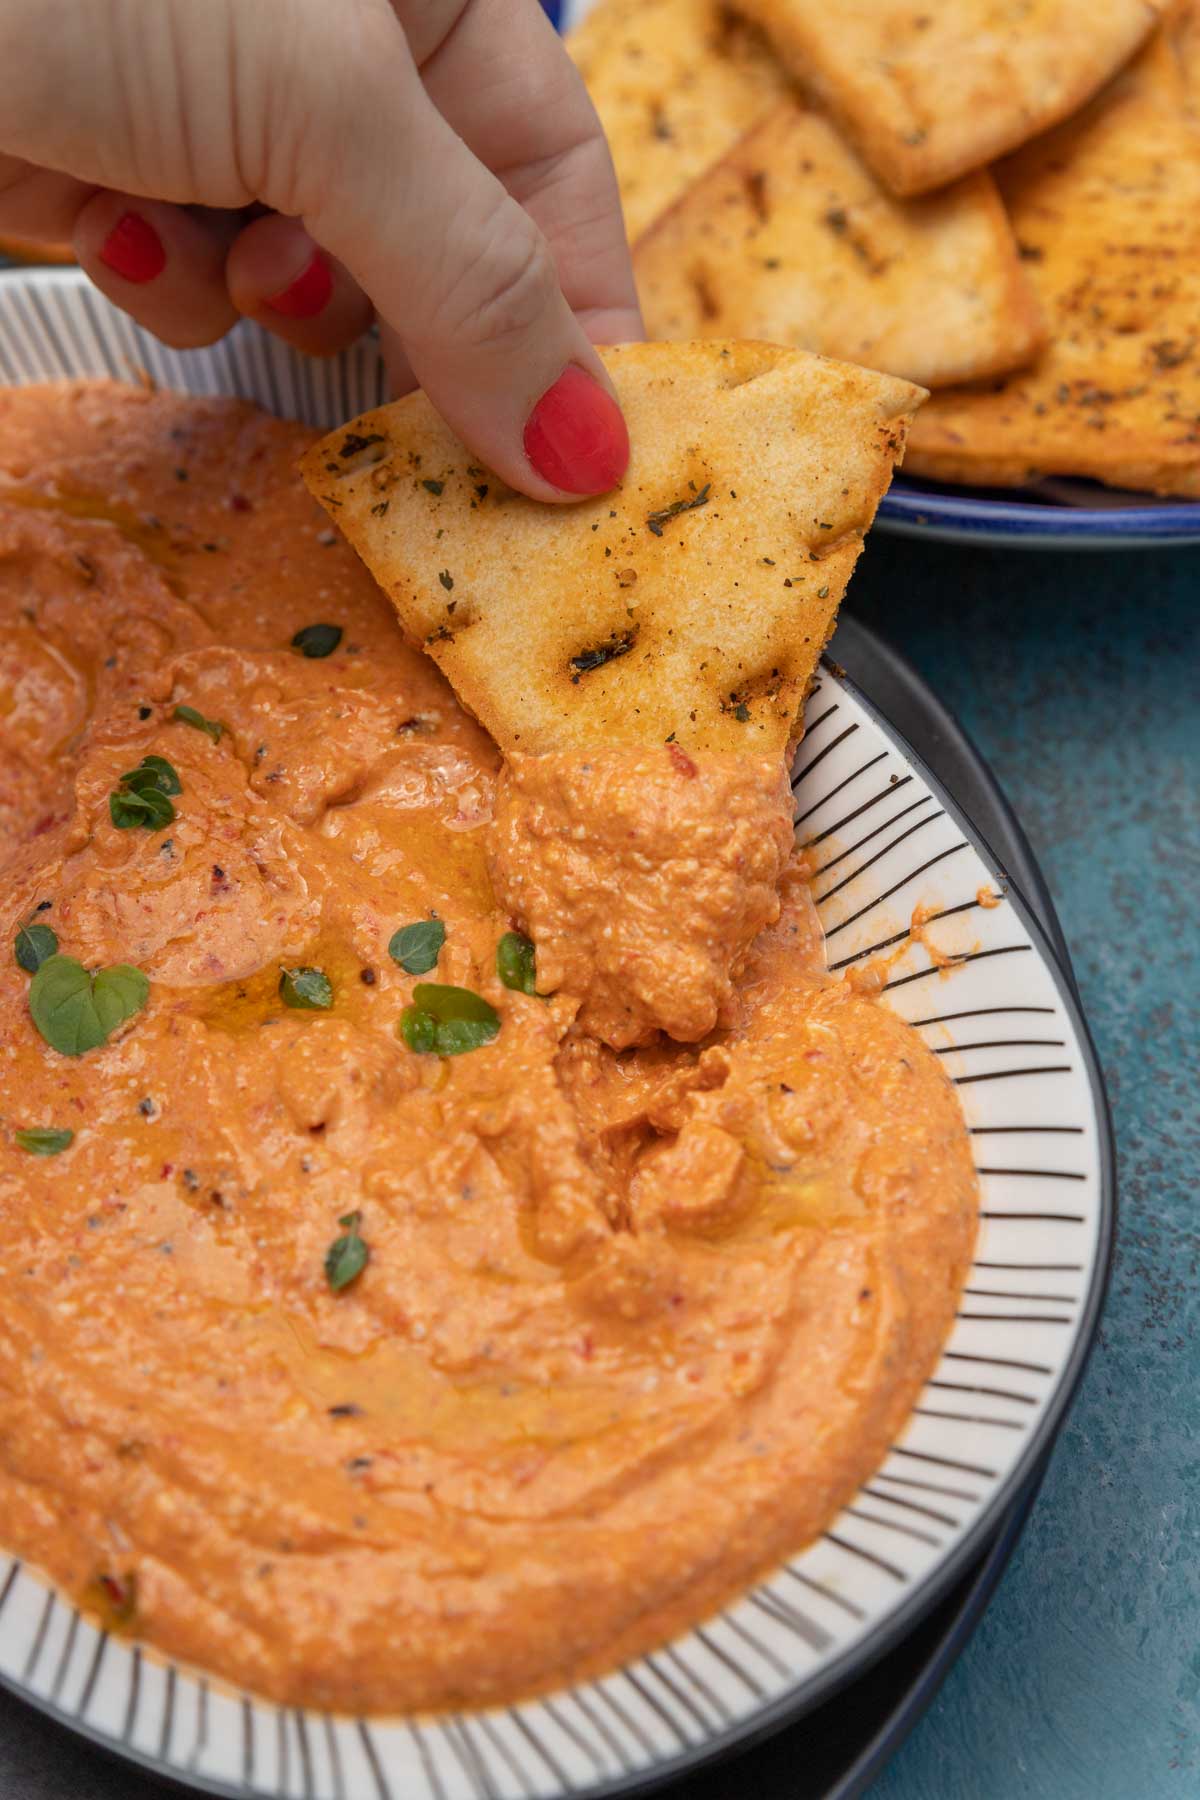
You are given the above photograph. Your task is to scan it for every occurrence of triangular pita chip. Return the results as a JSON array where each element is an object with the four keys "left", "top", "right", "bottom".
[
  {"left": 300, "top": 342, "right": 922, "bottom": 756},
  {"left": 634, "top": 99, "right": 1046, "bottom": 389},
  {"left": 906, "top": 8, "right": 1200, "bottom": 496},
  {"left": 569, "top": 0, "right": 789, "bottom": 242},
  {"left": 738, "top": 0, "right": 1165, "bottom": 195}
]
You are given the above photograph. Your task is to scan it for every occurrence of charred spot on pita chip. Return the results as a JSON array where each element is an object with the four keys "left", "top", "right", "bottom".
[
  {"left": 299, "top": 341, "right": 921, "bottom": 754},
  {"left": 570, "top": 629, "right": 639, "bottom": 683}
]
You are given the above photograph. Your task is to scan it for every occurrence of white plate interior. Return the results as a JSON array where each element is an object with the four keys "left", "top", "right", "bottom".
[{"left": 0, "top": 269, "right": 1110, "bottom": 1800}]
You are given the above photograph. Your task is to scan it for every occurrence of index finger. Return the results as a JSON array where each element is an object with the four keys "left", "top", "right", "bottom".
[{"left": 402, "top": 0, "right": 644, "bottom": 346}]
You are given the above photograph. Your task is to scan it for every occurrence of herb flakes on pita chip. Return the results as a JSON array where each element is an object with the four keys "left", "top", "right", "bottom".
[
  {"left": 738, "top": 0, "right": 1165, "bottom": 196},
  {"left": 569, "top": 0, "right": 789, "bottom": 243},
  {"left": 906, "top": 7, "right": 1200, "bottom": 497},
  {"left": 635, "top": 99, "right": 1046, "bottom": 390},
  {"left": 300, "top": 342, "right": 923, "bottom": 757}
]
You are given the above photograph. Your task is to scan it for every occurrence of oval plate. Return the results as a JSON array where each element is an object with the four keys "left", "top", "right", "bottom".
[{"left": 0, "top": 268, "right": 1114, "bottom": 1800}]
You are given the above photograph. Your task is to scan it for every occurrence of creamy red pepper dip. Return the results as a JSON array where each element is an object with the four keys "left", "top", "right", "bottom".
[
  {"left": 0, "top": 382, "right": 976, "bottom": 1714},
  {"left": 489, "top": 748, "right": 796, "bottom": 1048}
]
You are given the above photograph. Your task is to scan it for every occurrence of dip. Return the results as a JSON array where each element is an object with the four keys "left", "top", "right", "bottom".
[{"left": 0, "top": 382, "right": 976, "bottom": 1713}]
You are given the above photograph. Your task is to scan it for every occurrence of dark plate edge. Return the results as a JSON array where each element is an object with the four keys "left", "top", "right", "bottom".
[{"left": 828, "top": 1450, "right": 1051, "bottom": 1800}]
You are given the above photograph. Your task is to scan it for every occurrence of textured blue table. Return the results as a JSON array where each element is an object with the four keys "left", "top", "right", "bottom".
[{"left": 847, "top": 535, "right": 1200, "bottom": 1800}]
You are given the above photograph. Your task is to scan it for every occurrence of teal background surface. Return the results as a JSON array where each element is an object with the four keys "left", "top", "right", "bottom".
[{"left": 849, "top": 538, "right": 1199, "bottom": 1800}]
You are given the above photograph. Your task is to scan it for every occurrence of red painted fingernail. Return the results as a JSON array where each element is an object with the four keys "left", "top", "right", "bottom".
[
  {"left": 523, "top": 366, "right": 630, "bottom": 495},
  {"left": 99, "top": 213, "right": 165, "bottom": 285},
  {"left": 265, "top": 251, "right": 333, "bottom": 319}
]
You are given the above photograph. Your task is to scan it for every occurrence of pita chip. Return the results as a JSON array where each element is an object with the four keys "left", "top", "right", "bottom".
[
  {"left": 300, "top": 342, "right": 922, "bottom": 756},
  {"left": 906, "top": 7, "right": 1200, "bottom": 497},
  {"left": 634, "top": 99, "right": 1046, "bottom": 389},
  {"left": 569, "top": 0, "right": 789, "bottom": 242},
  {"left": 738, "top": 0, "right": 1165, "bottom": 195}
]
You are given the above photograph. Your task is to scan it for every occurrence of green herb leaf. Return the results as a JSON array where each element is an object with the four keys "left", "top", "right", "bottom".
[
  {"left": 291, "top": 623, "right": 343, "bottom": 659},
  {"left": 15, "top": 1126, "right": 74, "bottom": 1156},
  {"left": 15, "top": 921, "right": 58, "bottom": 974},
  {"left": 646, "top": 483, "right": 710, "bottom": 537},
  {"left": 173, "top": 703, "right": 225, "bottom": 742},
  {"left": 388, "top": 918, "right": 445, "bottom": 975},
  {"left": 29, "top": 955, "right": 149, "bottom": 1057},
  {"left": 497, "top": 931, "right": 536, "bottom": 995},
  {"left": 118, "top": 768, "right": 165, "bottom": 796},
  {"left": 400, "top": 983, "right": 500, "bottom": 1057},
  {"left": 109, "top": 754, "right": 181, "bottom": 830},
  {"left": 398, "top": 1006, "right": 437, "bottom": 1054},
  {"left": 109, "top": 784, "right": 175, "bottom": 831},
  {"left": 412, "top": 983, "right": 500, "bottom": 1027},
  {"left": 279, "top": 966, "right": 333, "bottom": 1010},
  {"left": 434, "top": 1014, "right": 502, "bottom": 1056},
  {"left": 119, "top": 754, "right": 181, "bottom": 797},
  {"left": 325, "top": 1210, "right": 369, "bottom": 1291}
]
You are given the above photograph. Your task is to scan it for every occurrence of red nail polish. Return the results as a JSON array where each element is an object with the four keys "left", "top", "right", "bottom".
[
  {"left": 99, "top": 213, "right": 165, "bottom": 285},
  {"left": 524, "top": 366, "right": 630, "bottom": 495},
  {"left": 265, "top": 251, "right": 333, "bottom": 319}
]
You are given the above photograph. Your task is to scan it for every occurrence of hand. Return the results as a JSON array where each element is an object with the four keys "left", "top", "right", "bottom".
[{"left": 0, "top": 0, "right": 641, "bottom": 498}]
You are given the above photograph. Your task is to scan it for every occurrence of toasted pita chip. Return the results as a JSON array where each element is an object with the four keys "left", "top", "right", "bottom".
[
  {"left": 634, "top": 100, "right": 1045, "bottom": 389},
  {"left": 300, "top": 343, "right": 922, "bottom": 756},
  {"left": 569, "top": 0, "right": 789, "bottom": 242},
  {"left": 906, "top": 9, "right": 1200, "bottom": 496},
  {"left": 738, "top": 0, "right": 1165, "bottom": 195}
]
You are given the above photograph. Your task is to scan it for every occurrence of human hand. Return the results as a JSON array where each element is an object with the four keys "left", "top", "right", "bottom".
[{"left": 0, "top": 0, "right": 641, "bottom": 498}]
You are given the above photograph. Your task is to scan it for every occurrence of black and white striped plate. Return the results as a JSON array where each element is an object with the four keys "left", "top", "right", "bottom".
[{"left": 0, "top": 268, "right": 1113, "bottom": 1800}]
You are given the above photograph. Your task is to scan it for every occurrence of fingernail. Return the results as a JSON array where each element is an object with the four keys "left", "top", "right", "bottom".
[
  {"left": 524, "top": 366, "right": 630, "bottom": 495},
  {"left": 99, "top": 213, "right": 165, "bottom": 284},
  {"left": 265, "top": 251, "right": 333, "bottom": 319}
]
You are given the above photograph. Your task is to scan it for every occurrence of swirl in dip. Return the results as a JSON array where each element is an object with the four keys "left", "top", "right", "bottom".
[{"left": 0, "top": 384, "right": 976, "bottom": 1713}]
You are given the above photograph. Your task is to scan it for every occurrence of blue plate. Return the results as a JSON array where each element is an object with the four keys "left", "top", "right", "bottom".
[{"left": 877, "top": 474, "right": 1200, "bottom": 549}]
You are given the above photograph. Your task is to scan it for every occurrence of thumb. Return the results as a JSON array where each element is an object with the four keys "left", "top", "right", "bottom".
[{"left": 284, "top": 7, "right": 630, "bottom": 501}]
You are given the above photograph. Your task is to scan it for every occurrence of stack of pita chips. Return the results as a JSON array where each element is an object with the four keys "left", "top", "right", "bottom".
[
  {"left": 569, "top": 0, "right": 790, "bottom": 243},
  {"left": 575, "top": 0, "right": 1200, "bottom": 497},
  {"left": 905, "top": 9, "right": 1200, "bottom": 494},
  {"left": 738, "top": 0, "right": 1164, "bottom": 194},
  {"left": 632, "top": 105, "right": 1046, "bottom": 391}
]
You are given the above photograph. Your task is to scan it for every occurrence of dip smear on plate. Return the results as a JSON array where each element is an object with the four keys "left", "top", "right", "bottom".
[{"left": 0, "top": 381, "right": 976, "bottom": 1713}]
